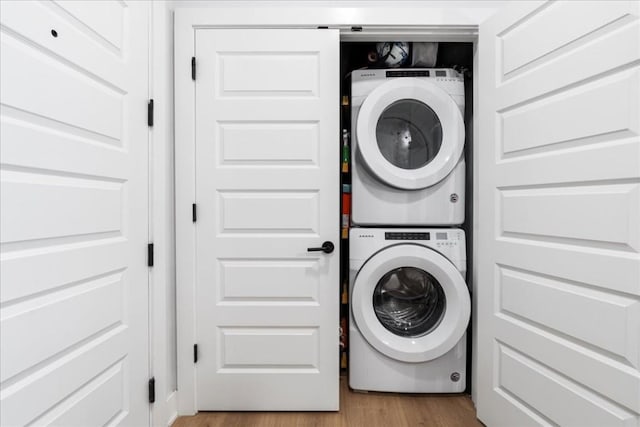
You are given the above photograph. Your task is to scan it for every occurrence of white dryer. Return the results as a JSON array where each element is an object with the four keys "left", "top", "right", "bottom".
[
  {"left": 351, "top": 69, "right": 466, "bottom": 226},
  {"left": 349, "top": 228, "right": 469, "bottom": 393}
]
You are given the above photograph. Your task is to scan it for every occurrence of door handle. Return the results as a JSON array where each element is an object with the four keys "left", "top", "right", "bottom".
[{"left": 307, "top": 241, "right": 335, "bottom": 254}]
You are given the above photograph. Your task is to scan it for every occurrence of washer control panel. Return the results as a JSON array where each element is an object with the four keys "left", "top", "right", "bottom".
[
  {"left": 435, "top": 231, "right": 462, "bottom": 248},
  {"left": 350, "top": 228, "right": 466, "bottom": 266},
  {"left": 385, "top": 232, "right": 430, "bottom": 240}
]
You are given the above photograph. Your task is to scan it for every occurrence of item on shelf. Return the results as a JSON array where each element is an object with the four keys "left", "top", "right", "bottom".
[
  {"left": 342, "top": 279, "right": 349, "bottom": 304},
  {"left": 340, "top": 316, "right": 348, "bottom": 369},
  {"left": 341, "top": 184, "right": 351, "bottom": 239},
  {"left": 367, "top": 50, "right": 378, "bottom": 64},
  {"left": 342, "top": 129, "right": 350, "bottom": 173},
  {"left": 411, "top": 42, "right": 438, "bottom": 67},
  {"left": 375, "top": 42, "right": 410, "bottom": 67}
]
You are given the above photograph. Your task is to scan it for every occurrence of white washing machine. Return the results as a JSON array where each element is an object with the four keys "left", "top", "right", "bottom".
[
  {"left": 351, "top": 69, "right": 466, "bottom": 226},
  {"left": 349, "top": 228, "right": 470, "bottom": 393}
]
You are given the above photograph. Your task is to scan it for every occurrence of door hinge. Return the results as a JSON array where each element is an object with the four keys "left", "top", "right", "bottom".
[
  {"left": 192, "top": 203, "right": 197, "bottom": 222},
  {"left": 194, "top": 344, "right": 198, "bottom": 363},
  {"left": 147, "top": 99, "right": 154, "bottom": 127},
  {"left": 147, "top": 243, "right": 154, "bottom": 267},
  {"left": 191, "top": 57, "right": 196, "bottom": 80},
  {"left": 148, "top": 377, "right": 155, "bottom": 404}
]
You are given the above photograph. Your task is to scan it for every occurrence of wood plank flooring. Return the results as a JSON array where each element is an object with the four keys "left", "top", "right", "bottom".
[{"left": 172, "top": 377, "right": 482, "bottom": 427}]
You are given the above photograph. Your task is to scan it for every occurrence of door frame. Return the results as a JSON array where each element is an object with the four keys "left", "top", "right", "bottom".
[{"left": 174, "top": 6, "right": 484, "bottom": 415}]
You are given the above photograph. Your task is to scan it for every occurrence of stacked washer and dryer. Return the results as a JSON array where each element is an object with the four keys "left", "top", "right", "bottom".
[{"left": 349, "top": 68, "right": 471, "bottom": 393}]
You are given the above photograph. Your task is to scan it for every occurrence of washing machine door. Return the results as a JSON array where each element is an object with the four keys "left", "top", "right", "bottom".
[
  {"left": 352, "top": 244, "right": 470, "bottom": 363},
  {"left": 356, "top": 78, "right": 464, "bottom": 190}
]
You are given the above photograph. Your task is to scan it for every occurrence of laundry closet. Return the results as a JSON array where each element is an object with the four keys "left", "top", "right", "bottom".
[
  {"left": 175, "top": 23, "right": 479, "bottom": 412},
  {"left": 337, "top": 40, "right": 474, "bottom": 394}
]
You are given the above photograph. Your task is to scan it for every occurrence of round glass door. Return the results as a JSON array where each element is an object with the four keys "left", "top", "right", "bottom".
[
  {"left": 356, "top": 78, "right": 464, "bottom": 190},
  {"left": 376, "top": 100, "right": 443, "bottom": 170},
  {"left": 351, "top": 244, "right": 470, "bottom": 363},
  {"left": 373, "top": 266, "right": 446, "bottom": 337}
]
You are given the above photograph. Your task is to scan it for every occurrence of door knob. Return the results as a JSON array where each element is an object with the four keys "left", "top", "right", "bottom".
[{"left": 307, "top": 241, "right": 335, "bottom": 254}]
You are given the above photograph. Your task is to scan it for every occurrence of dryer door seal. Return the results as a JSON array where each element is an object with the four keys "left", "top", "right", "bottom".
[
  {"left": 352, "top": 244, "right": 470, "bottom": 363},
  {"left": 356, "top": 78, "right": 464, "bottom": 190}
]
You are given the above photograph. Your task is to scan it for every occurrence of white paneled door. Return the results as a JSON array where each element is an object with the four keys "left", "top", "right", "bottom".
[
  {"left": 194, "top": 29, "right": 340, "bottom": 410},
  {"left": 476, "top": 1, "right": 640, "bottom": 426},
  {"left": 0, "top": 1, "right": 149, "bottom": 426}
]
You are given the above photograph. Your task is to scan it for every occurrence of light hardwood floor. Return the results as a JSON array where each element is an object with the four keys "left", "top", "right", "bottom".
[{"left": 172, "top": 377, "right": 483, "bottom": 427}]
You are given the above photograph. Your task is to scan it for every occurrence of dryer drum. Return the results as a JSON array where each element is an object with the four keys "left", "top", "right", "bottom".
[
  {"left": 373, "top": 267, "right": 446, "bottom": 338},
  {"left": 376, "top": 99, "right": 443, "bottom": 170}
]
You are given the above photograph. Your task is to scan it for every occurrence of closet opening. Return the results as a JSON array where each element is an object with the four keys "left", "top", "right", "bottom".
[{"left": 339, "top": 39, "right": 475, "bottom": 393}]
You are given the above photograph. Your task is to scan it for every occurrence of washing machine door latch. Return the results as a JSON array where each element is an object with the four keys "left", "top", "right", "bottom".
[{"left": 307, "top": 241, "right": 335, "bottom": 254}]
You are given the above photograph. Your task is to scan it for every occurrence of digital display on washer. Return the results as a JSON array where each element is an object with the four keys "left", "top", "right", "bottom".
[
  {"left": 386, "top": 70, "right": 430, "bottom": 78},
  {"left": 385, "top": 232, "right": 430, "bottom": 240}
]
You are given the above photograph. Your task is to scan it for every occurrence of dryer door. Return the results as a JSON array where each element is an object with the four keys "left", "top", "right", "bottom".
[
  {"left": 356, "top": 78, "right": 464, "bottom": 190},
  {"left": 352, "top": 244, "right": 470, "bottom": 363}
]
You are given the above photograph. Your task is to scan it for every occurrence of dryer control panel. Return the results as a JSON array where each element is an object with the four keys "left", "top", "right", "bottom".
[
  {"left": 385, "top": 70, "right": 431, "bottom": 78},
  {"left": 385, "top": 232, "right": 430, "bottom": 240}
]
